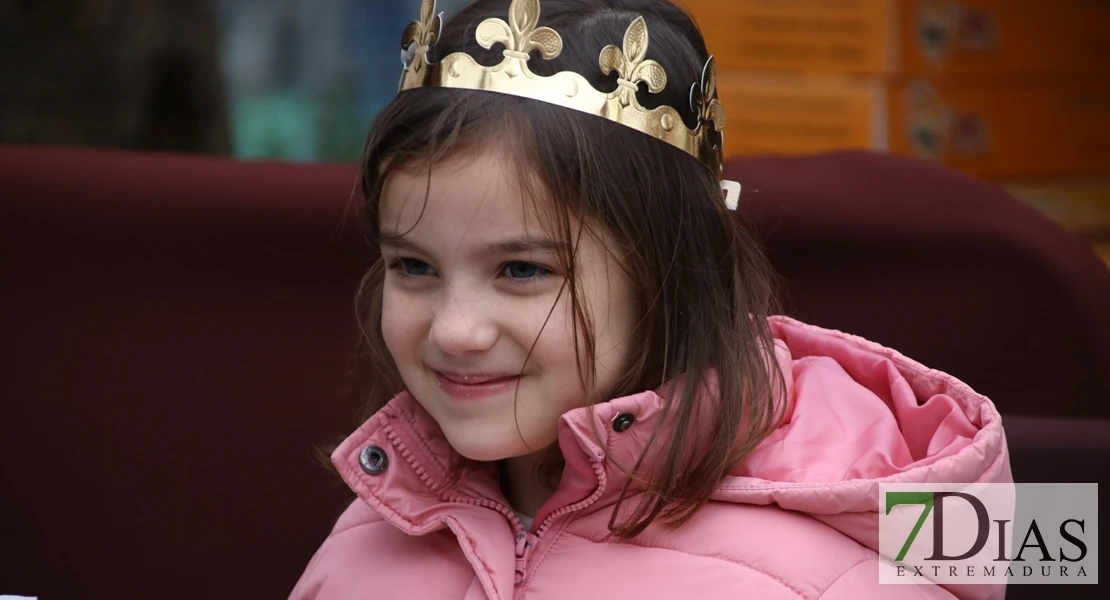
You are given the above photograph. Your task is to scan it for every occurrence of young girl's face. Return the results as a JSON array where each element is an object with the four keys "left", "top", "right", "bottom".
[{"left": 378, "top": 148, "right": 637, "bottom": 462}]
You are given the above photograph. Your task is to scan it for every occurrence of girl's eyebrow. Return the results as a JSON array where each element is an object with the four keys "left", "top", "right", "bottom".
[
  {"left": 379, "top": 230, "right": 567, "bottom": 255},
  {"left": 378, "top": 231, "right": 424, "bottom": 253},
  {"left": 489, "top": 236, "right": 567, "bottom": 254}
]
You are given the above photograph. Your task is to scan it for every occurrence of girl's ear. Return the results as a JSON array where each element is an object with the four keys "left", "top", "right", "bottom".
[{"left": 722, "top": 180, "right": 741, "bottom": 211}]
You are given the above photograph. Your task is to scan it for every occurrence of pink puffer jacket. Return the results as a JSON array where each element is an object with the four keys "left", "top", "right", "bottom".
[{"left": 291, "top": 316, "right": 1011, "bottom": 599}]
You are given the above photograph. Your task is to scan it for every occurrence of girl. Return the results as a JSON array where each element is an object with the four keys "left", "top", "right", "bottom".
[{"left": 293, "top": 0, "right": 1011, "bottom": 598}]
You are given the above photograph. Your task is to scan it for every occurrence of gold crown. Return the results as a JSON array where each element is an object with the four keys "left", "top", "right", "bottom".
[{"left": 398, "top": 0, "right": 741, "bottom": 209}]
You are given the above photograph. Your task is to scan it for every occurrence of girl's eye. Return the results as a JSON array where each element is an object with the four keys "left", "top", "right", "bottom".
[
  {"left": 394, "top": 258, "right": 436, "bottom": 277},
  {"left": 502, "top": 261, "right": 548, "bottom": 280}
]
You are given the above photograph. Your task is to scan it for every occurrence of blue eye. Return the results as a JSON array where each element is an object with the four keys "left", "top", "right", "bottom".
[
  {"left": 503, "top": 261, "right": 547, "bottom": 280},
  {"left": 395, "top": 258, "right": 435, "bottom": 277}
]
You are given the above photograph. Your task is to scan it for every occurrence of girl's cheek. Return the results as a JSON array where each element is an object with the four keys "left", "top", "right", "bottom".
[
  {"left": 381, "top": 290, "right": 426, "bottom": 355},
  {"left": 523, "top": 298, "right": 574, "bottom": 359}
]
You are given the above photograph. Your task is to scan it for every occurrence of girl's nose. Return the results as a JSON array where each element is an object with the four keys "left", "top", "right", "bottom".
[{"left": 428, "top": 289, "right": 498, "bottom": 356}]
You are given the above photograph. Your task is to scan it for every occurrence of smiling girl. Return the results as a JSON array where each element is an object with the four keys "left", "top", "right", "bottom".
[{"left": 291, "top": 1, "right": 1011, "bottom": 598}]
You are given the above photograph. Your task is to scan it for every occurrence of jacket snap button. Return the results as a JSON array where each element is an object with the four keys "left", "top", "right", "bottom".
[
  {"left": 613, "top": 413, "right": 635, "bottom": 432},
  {"left": 359, "top": 445, "right": 389, "bottom": 475}
]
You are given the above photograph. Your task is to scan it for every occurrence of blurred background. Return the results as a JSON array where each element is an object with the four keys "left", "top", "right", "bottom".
[
  {"left": 3, "top": 4, "right": 1109, "bottom": 598},
  {"left": 0, "top": 0, "right": 463, "bottom": 161},
  {"left": 0, "top": 0, "right": 1107, "bottom": 260}
]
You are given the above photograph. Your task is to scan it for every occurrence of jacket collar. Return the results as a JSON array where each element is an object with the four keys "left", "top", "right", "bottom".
[
  {"left": 331, "top": 330, "right": 798, "bottom": 538},
  {"left": 330, "top": 385, "right": 696, "bottom": 535}
]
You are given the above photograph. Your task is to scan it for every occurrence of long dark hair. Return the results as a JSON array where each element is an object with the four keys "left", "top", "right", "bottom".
[{"left": 352, "top": 0, "right": 785, "bottom": 538}]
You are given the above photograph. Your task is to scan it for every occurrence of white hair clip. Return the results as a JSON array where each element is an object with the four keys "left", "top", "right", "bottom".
[{"left": 722, "top": 179, "right": 741, "bottom": 211}]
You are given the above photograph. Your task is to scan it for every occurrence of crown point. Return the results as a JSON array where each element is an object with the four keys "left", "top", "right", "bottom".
[
  {"left": 419, "top": 0, "right": 437, "bottom": 24},
  {"left": 625, "top": 16, "right": 649, "bottom": 65},
  {"left": 510, "top": 0, "right": 542, "bottom": 35}
]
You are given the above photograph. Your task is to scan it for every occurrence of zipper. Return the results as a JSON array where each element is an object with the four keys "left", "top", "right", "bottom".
[
  {"left": 513, "top": 529, "right": 538, "bottom": 587},
  {"left": 511, "top": 455, "right": 610, "bottom": 596},
  {"left": 384, "top": 424, "right": 610, "bottom": 592},
  {"left": 533, "top": 456, "right": 609, "bottom": 539}
]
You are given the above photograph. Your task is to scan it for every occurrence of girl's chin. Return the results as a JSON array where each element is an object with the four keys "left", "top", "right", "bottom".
[
  {"left": 443, "top": 429, "right": 554, "bottom": 463},
  {"left": 451, "top": 444, "right": 526, "bottom": 463}
]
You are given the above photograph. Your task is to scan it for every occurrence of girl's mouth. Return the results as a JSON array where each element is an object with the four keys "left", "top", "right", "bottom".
[{"left": 435, "top": 371, "right": 522, "bottom": 400}]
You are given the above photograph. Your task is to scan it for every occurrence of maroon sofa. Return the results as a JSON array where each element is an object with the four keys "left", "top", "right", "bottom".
[{"left": 2, "top": 147, "right": 1108, "bottom": 599}]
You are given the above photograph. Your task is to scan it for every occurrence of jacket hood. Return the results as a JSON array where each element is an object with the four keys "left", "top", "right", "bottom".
[
  {"left": 708, "top": 317, "right": 1011, "bottom": 600},
  {"left": 715, "top": 317, "right": 1010, "bottom": 536}
]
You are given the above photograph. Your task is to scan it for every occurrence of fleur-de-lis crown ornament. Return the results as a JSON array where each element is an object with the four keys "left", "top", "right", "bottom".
[
  {"left": 400, "top": 0, "right": 442, "bottom": 75},
  {"left": 474, "top": 0, "right": 561, "bottom": 60},
  {"left": 398, "top": 0, "right": 741, "bottom": 210},
  {"left": 599, "top": 16, "right": 666, "bottom": 109},
  {"left": 690, "top": 57, "right": 726, "bottom": 136}
]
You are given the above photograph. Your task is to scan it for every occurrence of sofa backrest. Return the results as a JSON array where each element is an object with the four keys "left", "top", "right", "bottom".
[{"left": 726, "top": 152, "right": 1110, "bottom": 419}]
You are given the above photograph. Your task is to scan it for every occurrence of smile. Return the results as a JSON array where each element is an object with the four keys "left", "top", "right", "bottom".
[{"left": 435, "top": 371, "right": 522, "bottom": 400}]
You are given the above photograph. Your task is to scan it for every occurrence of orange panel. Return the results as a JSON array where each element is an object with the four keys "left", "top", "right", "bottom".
[
  {"left": 715, "top": 70, "right": 883, "bottom": 156},
  {"left": 683, "top": 0, "right": 1110, "bottom": 76},
  {"left": 889, "top": 75, "right": 1110, "bottom": 179},
  {"left": 715, "top": 69, "right": 1110, "bottom": 179},
  {"left": 684, "top": 0, "right": 894, "bottom": 74},
  {"left": 900, "top": 0, "right": 1110, "bottom": 76}
]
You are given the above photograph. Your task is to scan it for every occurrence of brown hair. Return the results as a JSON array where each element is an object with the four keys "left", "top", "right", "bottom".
[{"left": 351, "top": 0, "right": 785, "bottom": 538}]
